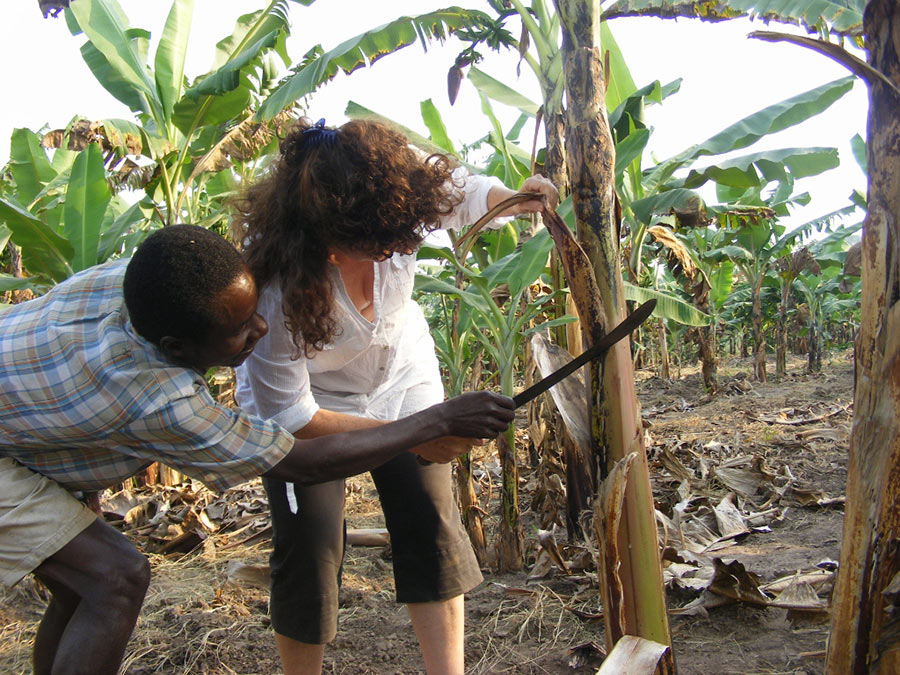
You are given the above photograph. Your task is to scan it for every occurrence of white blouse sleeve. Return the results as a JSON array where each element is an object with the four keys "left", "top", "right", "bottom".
[
  {"left": 437, "top": 169, "right": 510, "bottom": 233},
  {"left": 234, "top": 284, "right": 320, "bottom": 434}
]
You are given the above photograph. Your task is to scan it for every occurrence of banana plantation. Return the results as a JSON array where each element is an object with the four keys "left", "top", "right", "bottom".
[{"left": 2, "top": 0, "right": 897, "bottom": 674}]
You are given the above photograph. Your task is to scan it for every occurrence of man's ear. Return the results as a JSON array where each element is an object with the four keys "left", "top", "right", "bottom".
[{"left": 159, "top": 335, "right": 186, "bottom": 361}]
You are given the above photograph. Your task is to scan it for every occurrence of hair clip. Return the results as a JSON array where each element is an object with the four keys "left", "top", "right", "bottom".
[{"left": 302, "top": 118, "right": 337, "bottom": 149}]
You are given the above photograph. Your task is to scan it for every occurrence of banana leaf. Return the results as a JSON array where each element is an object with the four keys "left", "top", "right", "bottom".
[
  {"left": 725, "top": 0, "right": 864, "bottom": 34},
  {"left": 601, "top": 21, "right": 637, "bottom": 111},
  {"left": 8, "top": 129, "right": 56, "bottom": 208},
  {"left": 97, "top": 201, "right": 147, "bottom": 262},
  {"left": 184, "top": 31, "right": 279, "bottom": 99},
  {"left": 414, "top": 274, "right": 494, "bottom": 315},
  {"left": 467, "top": 67, "right": 541, "bottom": 117},
  {"left": 419, "top": 100, "right": 455, "bottom": 154},
  {"left": 850, "top": 132, "right": 866, "bottom": 174},
  {"left": 624, "top": 282, "right": 711, "bottom": 326},
  {"left": 154, "top": 0, "right": 194, "bottom": 119},
  {"left": 257, "top": 8, "right": 494, "bottom": 120},
  {"left": 602, "top": 0, "right": 862, "bottom": 36},
  {"left": 210, "top": 2, "right": 292, "bottom": 71},
  {"left": 630, "top": 188, "right": 706, "bottom": 226},
  {"left": 644, "top": 76, "right": 855, "bottom": 192},
  {"left": 66, "top": 0, "right": 161, "bottom": 119},
  {"left": 483, "top": 228, "right": 554, "bottom": 297},
  {"left": 0, "top": 197, "right": 74, "bottom": 282},
  {"left": 676, "top": 147, "right": 839, "bottom": 190},
  {"left": 63, "top": 144, "right": 110, "bottom": 272},
  {"left": 0, "top": 275, "right": 40, "bottom": 293}
]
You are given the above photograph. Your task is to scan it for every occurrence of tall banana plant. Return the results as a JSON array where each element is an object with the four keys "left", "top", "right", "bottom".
[
  {"left": 546, "top": 1, "right": 675, "bottom": 667},
  {"left": 790, "top": 222, "right": 862, "bottom": 372},
  {"left": 0, "top": 130, "right": 145, "bottom": 292},
  {"left": 1, "top": 0, "right": 303, "bottom": 292},
  {"left": 61, "top": 0, "right": 303, "bottom": 225},
  {"left": 456, "top": 3, "right": 638, "bottom": 357},
  {"left": 708, "top": 215, "right": 807, "bottom": 382}
]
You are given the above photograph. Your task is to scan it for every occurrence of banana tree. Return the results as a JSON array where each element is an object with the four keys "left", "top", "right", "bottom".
[
  {"left": 0, "top": 131, "right": 145, "bottom": 292},
  {"left": 547, "top": 1, "right": 673, "bottom": 666},
  {"left": 707, "top": 215, "right": 792, "bottom": 382},
  {"left": 643, "top": 223, "right": 726, "bottom": 390},
  {"left": 59, "top": 0, "right": 302, "bottom": 226},
  {"left": 769, "top": 202, "right": 861, "bottom": 374},
  {"left": 673, "top": 123, "right": 845, "bottom": 382},
  {"left": 457, "top": 4, "right": 640, "bottom": 356},
  {"left": 790, "top": 221, "right": 862, "bottom": 371}
]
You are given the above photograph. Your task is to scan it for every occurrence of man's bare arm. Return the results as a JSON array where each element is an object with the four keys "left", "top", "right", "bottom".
[
  {"left": 292, "top": 405, "right": 485, "bottom": 463},
  {"left": 263, "top": 391, "right": 513, "bottom": 485}
]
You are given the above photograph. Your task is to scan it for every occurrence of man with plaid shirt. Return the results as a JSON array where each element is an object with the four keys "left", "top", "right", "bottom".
[{"left": 0, "top": 225, "right": 514, "bottom": 675}]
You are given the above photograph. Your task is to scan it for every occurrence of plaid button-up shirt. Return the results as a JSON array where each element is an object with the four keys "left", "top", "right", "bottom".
[{"left": 0, "top": 260, "right": 294, "bottom": 492}]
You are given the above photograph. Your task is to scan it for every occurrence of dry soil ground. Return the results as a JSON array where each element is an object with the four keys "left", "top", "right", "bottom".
[{"left": 0, "top": 350, "right": 853, "bottom": 674}]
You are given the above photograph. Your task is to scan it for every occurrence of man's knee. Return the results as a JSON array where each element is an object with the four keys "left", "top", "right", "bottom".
[
  {"left": 36, "top": 520, "right": 150, "bottom": 609},
  {"left": 101, "top": 545, "right": 150, "bottom": 606}
]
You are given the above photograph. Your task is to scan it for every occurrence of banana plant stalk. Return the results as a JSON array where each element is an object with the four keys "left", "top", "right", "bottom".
[
  {"left": 552, "top": 0, "right": 672, "bottom": 668},
  {"left": 827, "top": 3, "right": 900, "bottom": 671}
]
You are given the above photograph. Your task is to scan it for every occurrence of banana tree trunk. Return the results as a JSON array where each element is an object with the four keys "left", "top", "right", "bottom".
[
  {"left": 777, "top": 283, "right": 789, "bottom": 376},
  {"left": 826, "top": 2, "right": 900, "bottom": 672},
  {"left": 807, "top": 319, "right": 821, "bottom": 373},
  {"left": 752, "top": 277, "right": 767, "bottom": 382},
  {"left": 544, "top": 110, "right": 569, "bottom": 193},
  {"left": 543, "top": 109, "right": 596, "bottom": 541},
  {"left": 455, "top": 454, "right": 486, "bottom": 564},
  {"left": 545, "top": 107, "right": 570, "bottom": 350},
  {"left": 657, "top": 318, "right": 669, "bottom": 380},
  {"left": 694, "top": 325, "right": 718, "bottom": 394},
  {"left": 552, "top": 0, "right": 673, "bottom": 666},
  {"left": 496, "top": 423, "right": 524, "bottom": 572}
]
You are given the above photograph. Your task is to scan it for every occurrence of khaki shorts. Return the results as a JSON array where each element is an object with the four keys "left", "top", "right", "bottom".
[{"left": 0, "top": 457, "right": 97, "bottom": 587}]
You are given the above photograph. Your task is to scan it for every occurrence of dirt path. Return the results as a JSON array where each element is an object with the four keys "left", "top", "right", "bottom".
[{"left": 0, "top": 351, "right": 852, "bottom": 674}]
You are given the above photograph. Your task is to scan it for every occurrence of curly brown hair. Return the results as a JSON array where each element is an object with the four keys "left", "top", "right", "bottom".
[{"left": 233, "top": 118, "right": 461, "bottom": 356}]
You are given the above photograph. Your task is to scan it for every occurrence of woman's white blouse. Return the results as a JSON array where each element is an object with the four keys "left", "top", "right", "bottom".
[{"left": 234, "top": 172, "right": 506, "bottom": 433}]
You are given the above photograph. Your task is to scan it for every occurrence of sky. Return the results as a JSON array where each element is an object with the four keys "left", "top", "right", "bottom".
[{"left": 0, "top": 1, "right": 869, "bottom": 228}]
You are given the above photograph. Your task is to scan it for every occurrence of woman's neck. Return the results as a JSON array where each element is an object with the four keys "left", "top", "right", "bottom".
[{"left": 332, "top": 256, "right": 375, "bottom": 321}]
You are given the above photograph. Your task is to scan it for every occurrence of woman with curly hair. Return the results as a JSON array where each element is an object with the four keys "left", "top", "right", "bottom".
[{"left": 233, "top": 118, "right": 557, "bottom": 675}]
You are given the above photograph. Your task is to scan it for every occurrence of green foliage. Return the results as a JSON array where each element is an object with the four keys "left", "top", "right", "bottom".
[
  {"left": 0, "top": 0, "right": 303, "bottom": 296},
  {"left": 602, "top": 0, "right": 864, "bottom": 37},
  {"left": 257, "top": 8, "right": 496, "bottom": 120},
  {"left": 624, "top": 283, "right": 710, "bottom": 326},
  {"left": 416, "top": 239, "right": 572, "bottom": 398},
  {"left": 0, "top": 130, "right": 147, "bottom": 289},
  {"left": 62, "top": 0, "right": 295, "bottom": 226}
]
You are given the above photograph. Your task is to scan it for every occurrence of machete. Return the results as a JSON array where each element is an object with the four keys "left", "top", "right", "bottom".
[{"left": 512, "top": 299, "right": 656, "bottom": 408}]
